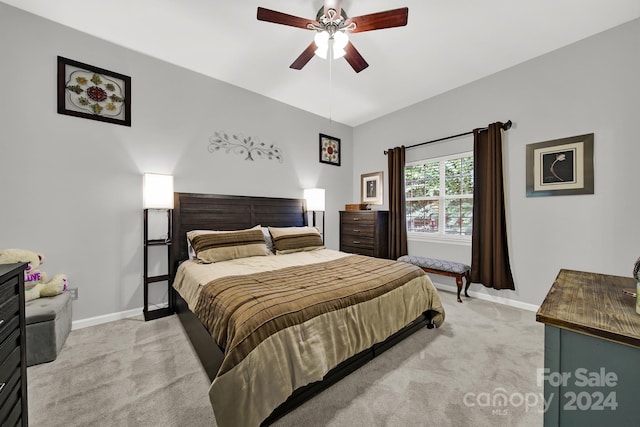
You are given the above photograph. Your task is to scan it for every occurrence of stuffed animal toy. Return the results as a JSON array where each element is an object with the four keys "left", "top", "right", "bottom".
[{"left": 0, "top": 248, "right": 68, "bottom": 301}]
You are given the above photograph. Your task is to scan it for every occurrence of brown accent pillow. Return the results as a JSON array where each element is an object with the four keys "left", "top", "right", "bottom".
[
  {"left": 268, "top": 226, "right": 324, "bottom": 254},
  {"left": 187, "top": 225, "right": 269, "bottom": 262}
]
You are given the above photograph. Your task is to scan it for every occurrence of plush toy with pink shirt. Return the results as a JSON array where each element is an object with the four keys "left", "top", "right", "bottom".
[{"left": 0, "top": 248, "right": 68, "bottom": 301}]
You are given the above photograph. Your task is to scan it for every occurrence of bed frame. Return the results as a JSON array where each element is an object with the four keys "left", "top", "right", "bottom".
[{"left": 170, "top": 192, "right": 437, "bottom": 425}]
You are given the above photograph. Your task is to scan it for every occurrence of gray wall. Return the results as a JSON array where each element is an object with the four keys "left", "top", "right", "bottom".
[
  {"left": 353, "top": 19, "right": 640, "bottom": 306},
  {"left": 0, "top": 4, "right": 353, "bottom": 321},
  {"left": 2, "top": 2, "right": 638, "bottom": 321}
]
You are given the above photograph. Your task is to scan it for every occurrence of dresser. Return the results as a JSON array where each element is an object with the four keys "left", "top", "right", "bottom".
[
  {"left": 0, "top": 263, "right": 28, "bottom": 426},
  {"left": 339, "top": 210, "right": 389, "bottom": 259},
  {"left": 536, "top": 269, "right": 639, "bottom": 426}
]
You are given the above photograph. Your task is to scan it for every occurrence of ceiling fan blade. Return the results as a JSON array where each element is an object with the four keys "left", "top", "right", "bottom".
[
  {"left": 343, "top": 42, "right": 369, "bottom": 73},
  {"left": 323, "top": 0, "right": 342, "bottom": 19},
  {"left": 345, "top": 7, "right": 409, "bottom": 33},
  {"left": 290, "top": 42, "right": 318, "bottom": 70},
  {"left": 257, "top": 7, "right": 318, "bottom": 30}
]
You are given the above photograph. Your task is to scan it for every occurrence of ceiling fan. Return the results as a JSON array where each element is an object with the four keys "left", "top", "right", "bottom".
[{"left": 257, "top": 1, "right": 408, "bottom": 73}]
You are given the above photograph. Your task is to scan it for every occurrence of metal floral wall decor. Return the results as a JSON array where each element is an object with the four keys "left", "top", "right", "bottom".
[
  {"left": 57, "top": 56, "right": 131, "bottom": 126},
  {"left": 208, "top": 131, "right": 284, "bottom": 162}
]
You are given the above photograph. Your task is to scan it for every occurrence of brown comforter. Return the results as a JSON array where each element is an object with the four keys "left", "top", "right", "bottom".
[{"left": 189, "top": 253, "right": 444, "bottom": 427}]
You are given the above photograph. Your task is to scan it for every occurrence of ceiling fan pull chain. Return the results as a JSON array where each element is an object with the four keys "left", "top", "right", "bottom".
[{"left": 328, "top": 40, "right": 333, "bottom": 123}]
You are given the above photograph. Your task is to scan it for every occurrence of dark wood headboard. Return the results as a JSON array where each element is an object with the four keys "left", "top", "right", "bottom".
[{"left": 171, "top": 192, "right": 307, "bottom": 270}]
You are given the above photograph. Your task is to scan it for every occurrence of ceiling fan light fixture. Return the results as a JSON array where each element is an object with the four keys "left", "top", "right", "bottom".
[
  {"left": 332, "top": 30, "right": 348, "bottom": 59},
  {"left": 333, "top": 30, "right": 348, "bottom": 50},
  {"left": 314, "top": 30, "right": 329, "bottom": 58},
  {"left": 333, "top": 47, "right": 346, "bottom": 59},
  {"left": 314, "top": 30, "right": 348, "bottom": 60}
]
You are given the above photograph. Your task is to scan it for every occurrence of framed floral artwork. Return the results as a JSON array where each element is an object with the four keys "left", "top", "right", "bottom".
[
  {"left": 319, "top": 133, "right": 340, "bottom": 166},
  {"left": 57, "top": 56, "right": 131, "bottom": 126},
  {"left": 526, "top": 133, "right": 594, "bottom": 197}
]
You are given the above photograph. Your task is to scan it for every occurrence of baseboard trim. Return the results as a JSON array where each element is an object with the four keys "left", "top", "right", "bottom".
[
  {"left": 433, "top": 282, "right": 540, "bottom": 312},
  {"left": 71, "top": 302, "right": 170, "bottom": 330},
  {"left": 71, "top": 307, "right": 142, "bottom": 330}
]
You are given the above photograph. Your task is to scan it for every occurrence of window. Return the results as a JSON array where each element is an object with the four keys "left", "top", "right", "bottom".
[{"left": 405, "top": 152, "right": 473, "bottom": 239}]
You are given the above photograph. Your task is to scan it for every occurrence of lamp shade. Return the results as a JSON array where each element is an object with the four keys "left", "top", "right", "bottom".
[
  {"left": 304, "top": 188, "right": 325, "bottom": 211},
  {"left": 143, "top": 173, "right": 174, "bottom": 209}
]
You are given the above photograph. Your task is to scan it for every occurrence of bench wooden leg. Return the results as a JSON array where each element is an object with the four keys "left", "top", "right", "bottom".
[
  {"left": 464, "top": 270, "right": 471, "bottom": 298},
  {"left": 420, "top": 267, "right": 470, "bottom": 303},
  {"left": 455, "top": 275, "right": 463, "bottom": 303}
]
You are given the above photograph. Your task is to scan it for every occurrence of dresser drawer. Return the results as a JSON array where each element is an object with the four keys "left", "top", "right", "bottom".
[
  {"left": 340, "top": 222, "right": 374, "bottom": 237},
  {"left": 0, "top": 316, "right": 19, "bottom": 358},
  {"left": 0, "top": 381, "right": 21, "bottom": 426},
  {"left": 340, "top": 235, "right": 375, "bottom": 248},
  {"left": 0, "top": 275, "right": 19, "bottom": 318},
  {"left": 0, "top": 354, "right": 21, "bottom": 410},
  {"left": 340, "top": 212, "right": 376, "bottom": 226},
  {"left": 5, "top": 400, "right": 22, "bottom": 427},
  {"left": 340, "top": 245, "right": 375, "bottom": 257},
  {"left": 0, "top": 330, "right": 20, "bottom": 369},
  {"left": 0, "top": 295, "right": 19, "bottom": 342},
  {"left": 0, "top": 277, "right": 18, "bottom": 308},
  {"left": 5, "top": 402, "right": 22, "bottom": 427}
]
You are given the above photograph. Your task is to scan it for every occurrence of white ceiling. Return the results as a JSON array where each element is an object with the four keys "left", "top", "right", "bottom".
[{"left": 4, "top": 0, "right": 640, "bottom": 126}]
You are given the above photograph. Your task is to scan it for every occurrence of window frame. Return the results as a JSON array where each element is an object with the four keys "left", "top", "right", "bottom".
[{"left": 405, "top": 151, "right": 474, "bottom": 245}]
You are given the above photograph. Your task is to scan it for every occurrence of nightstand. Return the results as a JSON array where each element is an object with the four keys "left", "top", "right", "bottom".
[{"left": 143, "top": 209, "right": 174, "bottom": 321}]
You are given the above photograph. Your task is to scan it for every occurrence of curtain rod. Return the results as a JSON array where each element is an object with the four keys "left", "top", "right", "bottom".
[{"left": 383, "top": 120, "right": 512, "bottom": 155}]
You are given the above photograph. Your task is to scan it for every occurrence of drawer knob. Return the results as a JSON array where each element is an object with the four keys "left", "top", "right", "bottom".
[
  {"left": 353, "top": 229, "right": 360, "bottom": 232},
  {"left": 0, "top": 383, "right": 5, "bottom": 393},
  {"left": 353, "top": 218, "right": 360, "bottom": 221},
  {"left": 353, "top": 241, "right": 361, "bottom": 244},
  {"left": 0, "top": 319, "right": 4, "bottom": 327}
]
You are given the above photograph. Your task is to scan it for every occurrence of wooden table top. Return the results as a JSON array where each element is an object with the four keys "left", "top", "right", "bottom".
[{"left": 536, "top": 269, "right": 640, "bottom": 348}]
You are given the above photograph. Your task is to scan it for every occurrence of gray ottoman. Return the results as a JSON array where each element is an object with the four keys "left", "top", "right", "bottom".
[{"left": 25, "top": 292, "right": 72, "bottom": 366}]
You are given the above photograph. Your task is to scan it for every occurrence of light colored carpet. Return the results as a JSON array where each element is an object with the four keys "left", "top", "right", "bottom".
[{"left": 28, "top": 290, "right": 544, "bottom": 426}]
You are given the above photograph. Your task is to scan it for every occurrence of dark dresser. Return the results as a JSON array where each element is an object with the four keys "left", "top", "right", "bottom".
[
  {"left": 339, "top": 210, "right": 389, "bottom": 259},
  {"left": 0, "top": 263, "right": 28, "bottom": 426}
]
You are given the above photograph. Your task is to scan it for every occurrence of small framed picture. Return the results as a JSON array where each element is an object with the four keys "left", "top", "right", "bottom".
[
  {"left": 526, "top": 133, "right": 594, "bottom": 197},
  {"left": 57, "top": 56, "right": 131, "bottom": 126},
  {"left": 361, "top": 171, "right": 383, "bottom": 205},
  {"left": 319, "top": 133, "right": 340, "bottom": 166}
]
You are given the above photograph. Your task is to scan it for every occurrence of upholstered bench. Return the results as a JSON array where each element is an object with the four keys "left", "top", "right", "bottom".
[
  {"left": 398, "top": 255, "right": 471, "bottom": 303},
  {"left": 25, "top": 291, "right": 72, "bottom": 366}
]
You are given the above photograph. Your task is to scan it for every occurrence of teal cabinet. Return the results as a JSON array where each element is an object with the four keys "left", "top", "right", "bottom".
[{"left": 537, "top": 269, "right": 640, "bottom": 426}]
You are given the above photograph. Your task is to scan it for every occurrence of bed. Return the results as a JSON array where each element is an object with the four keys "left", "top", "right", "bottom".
[{"left": 170, "top": 192, "right": 445, "bottom": 426}]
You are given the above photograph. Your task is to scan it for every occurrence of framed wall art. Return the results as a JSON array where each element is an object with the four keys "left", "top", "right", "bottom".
[
  {"left": 361, "top": 171, "right": 384, "bottom": 205},
  {"left": 526, "top": 133, "right": 594, "bottom": 197},
  {"left": 319, "top": 133, "right": 340, "bottom": 166},
  {"left": 57, "top": 56, "right": 131, "bottom": 126}
]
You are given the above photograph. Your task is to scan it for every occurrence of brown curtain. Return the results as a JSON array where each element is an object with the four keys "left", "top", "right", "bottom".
[
  {"left": 471, "top": 123, "right": 515, "bottom": 290},
  {"left": 387, "top": 146, "right": 407, "bottom": 260}
]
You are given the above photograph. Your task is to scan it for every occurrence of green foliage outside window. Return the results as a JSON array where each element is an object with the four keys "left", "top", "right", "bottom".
[{"left": 405, "top": 154, "right": 473, "bottom": 236}]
